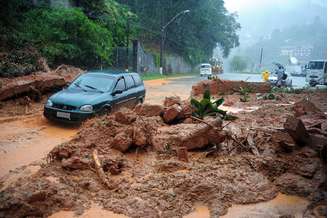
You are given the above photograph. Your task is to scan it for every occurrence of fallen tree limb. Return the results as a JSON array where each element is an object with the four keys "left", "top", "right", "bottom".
[{"left": 92, "top": 149, "right": 112, "bottom": 189}]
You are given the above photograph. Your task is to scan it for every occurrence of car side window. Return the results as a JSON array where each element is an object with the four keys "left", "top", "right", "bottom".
[
  {"left": 125, "top": 75, "right": 135, "bottom": 89},
  {"left": 114, "top": 78, "right": 126, "bottom": 91},
  {"left": 132, "top": 75, "right": 142, "bottom": 86}
]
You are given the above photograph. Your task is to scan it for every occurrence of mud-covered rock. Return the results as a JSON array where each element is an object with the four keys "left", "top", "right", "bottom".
[
  {"left": 61, "top": 156, "right": 90, "bottom": 170},
  {"left": 275, "top": 173, "right": 316, "bottom": 197},
  {"left": 134, "top": 104, "right": 164, "bottom": 117},
  {"left": 284, "top": 116, "right": 310, "bottom": 146},
  {"left": 111, "top": 130, "right": 133, "bottom": 152},
  {"left": 151, "top": 117, "right": 223, "bottom": 151},
  {"left": 292, "top": 99, "right": 322, "bottom": 117},
  {"left": 162, "top": 104, "right": 183, "bottom": 123},
  {"left": 163, "top": 96, "right": 182, "bottom": 107},
  {"left": 292, "top": 157, "right": 320, "bottom": 178},
  {"left": 114, "top": 108, "right": 137, "bottom": 125}
]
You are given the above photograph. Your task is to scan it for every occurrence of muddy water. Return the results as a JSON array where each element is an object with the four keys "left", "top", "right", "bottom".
[
  {"left": 144, "top": 77, "right": 196, "bottom": 104},
  {"left": 183, "top": 203, "right": 210, "bottom": 218},
  {"left": 0, "top": 115, "right": 77, "bottom": 176},
  {"left": 221, "top": 193, "right": 309, "bottom": 218},
  {"left": 49, "top": 204, "right": 128, "bottom": 218}
]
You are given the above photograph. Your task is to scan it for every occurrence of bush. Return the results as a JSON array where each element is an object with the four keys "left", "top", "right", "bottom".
[
  {"left": 19, "top": 8, "right": 113, "bottom": 67},
  {"left": 230, "top": 55, "right": 248, "bottom": 72}
]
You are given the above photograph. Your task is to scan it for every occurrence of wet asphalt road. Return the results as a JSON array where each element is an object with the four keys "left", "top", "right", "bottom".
[{"left": 169, "top": 72, "right": 308, "bottom": 89}]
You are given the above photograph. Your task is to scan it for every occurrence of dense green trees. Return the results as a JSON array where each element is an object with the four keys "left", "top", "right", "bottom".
[
  {"left": 0, "top": 0, "right": 240, "bottom": 71},
  {"left": 118, "top": 0, "right": 240, "bottom": 64},
  {"left": 20, "top": 8, "right": 113, "bottom": 66},
  {"left": 229, "top": 55, "right": 248, "bottom": 72}
]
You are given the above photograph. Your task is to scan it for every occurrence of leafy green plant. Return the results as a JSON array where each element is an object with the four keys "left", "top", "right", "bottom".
[
  {"left": 190, "top": 90, "right": 226, "bottom": 119},
  {"left": 239, "top": 87, "right": 252, "bottom": 102}
]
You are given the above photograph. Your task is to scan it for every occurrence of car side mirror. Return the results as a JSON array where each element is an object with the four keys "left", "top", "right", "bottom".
[{"left": 112, "top": 89, "right": 123, "bottom": 96}]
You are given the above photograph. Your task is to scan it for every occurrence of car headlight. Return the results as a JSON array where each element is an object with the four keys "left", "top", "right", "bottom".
[
  {"left": 46, "top": 99, "right": 53, "bottom": 107},
  {"left": 80, "top": 105, "right": 93, "bottom": 112}
]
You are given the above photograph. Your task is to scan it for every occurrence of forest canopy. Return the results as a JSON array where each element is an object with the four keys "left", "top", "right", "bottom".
[{"left": 0, "top": 0, "right": 240, "bottom": 68}]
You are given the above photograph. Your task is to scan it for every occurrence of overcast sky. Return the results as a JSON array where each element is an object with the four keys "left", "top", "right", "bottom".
[
  {"left": 225, "top": 0, "right": 326, "bottom": 13},
  {"left": 224, "top": 0, "right": 327, "bottom": 47}
]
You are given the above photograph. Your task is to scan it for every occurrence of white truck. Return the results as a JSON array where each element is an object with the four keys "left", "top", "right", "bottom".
[
  {"left": 305, "top": 60, "right": 327, "bottom": 87},
  {"left": 200, "top": 63, "right": 212, "bottom": 78}
]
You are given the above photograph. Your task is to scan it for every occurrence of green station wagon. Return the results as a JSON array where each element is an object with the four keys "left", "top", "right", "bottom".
[{"left": 44, "top": 71, "right": 145, "bottom": 123}]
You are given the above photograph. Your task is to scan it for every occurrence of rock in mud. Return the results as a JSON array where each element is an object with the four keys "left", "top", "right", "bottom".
[
  {"left": 292, "top": 157, "right": 320, "bottom": 178},
  {"left": 162, "top": 104, "right": 183, "bottom": 123},
  {"left": 151, "top": 117, "right": 223, "bottom": 151},
  {"left": 114, "top": 108, "right": 137, "bottom": 125},
  {"left": 61, "top": 156, "right": 90, "bottom": 170},
  {"left": 284, "top": 116, "right": 310, "bottom": 146},
  {"left": 275, "top": 173, "right": 316, "bottom": 197},
  {"left": 134, "top": 104, "right": 164, "bottom": 117},
  {"left": 292, "top": 99, "right": 322, "bottom": 117},
  {"left": 163, "top": 96, "right": 182, "bottom": 107},
  {"left": 111, "top": 130, "right": 133, "bottom": 152}
]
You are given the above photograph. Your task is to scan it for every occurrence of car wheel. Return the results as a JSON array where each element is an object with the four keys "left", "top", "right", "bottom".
[
  {"left": 101, "top": 105, "right": 112, "bottom": 115},
  {"left": 138, "top": 97, "right": 144, "bottom": 104}
]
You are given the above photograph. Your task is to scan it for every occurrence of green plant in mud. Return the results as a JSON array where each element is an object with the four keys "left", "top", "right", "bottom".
[
  {"left": 190, "top": 89, "right": 227, "bottom": 119},
  {"left": 239, "top": 86, "right": 252, "bottom": 102}
]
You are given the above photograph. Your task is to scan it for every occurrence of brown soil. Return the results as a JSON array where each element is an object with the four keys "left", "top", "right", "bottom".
[{"left": 0, "top": 89, "right": 326, "bottom": 218}]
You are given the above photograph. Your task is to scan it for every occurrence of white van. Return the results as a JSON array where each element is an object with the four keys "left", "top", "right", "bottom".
[
  {"left": 305, "top": 60, "right": 327, "bottom": 87},
  {"left": 200, "top": 63, "right": 212, "bottom": 77}
]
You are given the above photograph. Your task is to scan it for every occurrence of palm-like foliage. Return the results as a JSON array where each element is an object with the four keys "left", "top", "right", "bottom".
[{"left": 190, "top": 90, "right": 226, "bottom": 119}]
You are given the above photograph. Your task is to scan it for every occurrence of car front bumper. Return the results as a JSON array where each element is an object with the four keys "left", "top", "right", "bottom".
[{"left": 44, "top": 106, "right": 94, "bottom": 123}]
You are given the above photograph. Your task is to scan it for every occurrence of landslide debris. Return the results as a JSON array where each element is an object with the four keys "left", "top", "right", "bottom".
[
  {"left": 0, "top": 91, "right": 326, "bottom": 218},
  {"left": 0, "top": 65, "right": 83, "bottom": 101}
]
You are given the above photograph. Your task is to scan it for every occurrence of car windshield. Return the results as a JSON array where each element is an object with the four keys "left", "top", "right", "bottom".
[
  {"left": 308, "top": 61, "right": 325, "bottom": 70},
  {"left": 201, "top": 64, "right": 211, "bottom": 68},
  {"left": 70, "top": 74, "right": 115, "bottom": 92}
]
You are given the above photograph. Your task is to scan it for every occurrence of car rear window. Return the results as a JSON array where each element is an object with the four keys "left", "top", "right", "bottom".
[
  {"left": 125, "top": 75, "right": 135, "bottom": 89},
  {"left": 132, "top": 75, "right": 142, "bottom": 86}
]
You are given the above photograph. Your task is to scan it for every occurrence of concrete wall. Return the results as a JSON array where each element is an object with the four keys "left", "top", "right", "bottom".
[{"left": 164, "top": 55, "right": 192, "bottom": 74}]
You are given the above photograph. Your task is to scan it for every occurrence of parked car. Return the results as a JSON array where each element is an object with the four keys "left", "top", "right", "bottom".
[
  {"left": 200, "top": 63, "right": 212, "bottom": 78},
  {"left": 44, "top": 71, "right": 145, "bottom": 123},
  {"left": 305, "top": 60, "right": 327, "bottom": 87}
]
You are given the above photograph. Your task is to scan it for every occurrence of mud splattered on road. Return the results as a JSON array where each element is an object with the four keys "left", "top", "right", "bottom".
[
  {"left": 0, "top": 115, "right": 77, "bottom": 176},
  {"left": 0, "top": 76, "right": 196, "bottom": 177},
  {"left": 221, "top": 193, "right": 309, "bottom": 218}
]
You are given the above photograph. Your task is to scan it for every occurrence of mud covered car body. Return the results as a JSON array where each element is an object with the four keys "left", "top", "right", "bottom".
[{"left": 44, "top": 71, "right": 145, "bottom": 123}]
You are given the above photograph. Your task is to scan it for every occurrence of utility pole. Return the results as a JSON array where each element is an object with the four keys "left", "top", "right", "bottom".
[
  {"left": 259, "top": 47, "right": 263, "bottom": 70},
  {"left": 159, "top": 9, "right": 190, "bottom": 75}
]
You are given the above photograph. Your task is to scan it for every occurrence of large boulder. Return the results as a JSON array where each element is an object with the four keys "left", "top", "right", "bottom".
[
  {"left": 114, "top": 108, "right": 137, "bottom": 125},
  {"left": 162, "top": 104, "right": 183, "bottom": 123},
  {"left": 163, "top": 96, "right": 182, "bottom": 107},
  {"left": 111, "top": 130, "right": 133, "bottom": 152},
  {"left": 134, "top": 104, "right": 164, "bottom": 117},
  {"left": 151, "top": 117, "right": 224, "bottom": 151}
]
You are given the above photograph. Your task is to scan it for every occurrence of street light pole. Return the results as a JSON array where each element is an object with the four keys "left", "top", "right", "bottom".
[{"left": 160, "top": 9, "right": 190, "bottom": 75}]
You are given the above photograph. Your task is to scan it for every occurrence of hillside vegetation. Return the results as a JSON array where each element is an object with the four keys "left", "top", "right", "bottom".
[{"left": 0, "top": 0, "right": 240, "bottom": 76}]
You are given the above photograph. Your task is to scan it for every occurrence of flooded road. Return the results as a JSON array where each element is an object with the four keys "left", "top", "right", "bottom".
[
  {"left": 222, "top": 193, "right": 309, "bottom": 218},
  {"left": 0, "top": 115, "right": 77, "bottom": 176}
]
